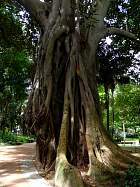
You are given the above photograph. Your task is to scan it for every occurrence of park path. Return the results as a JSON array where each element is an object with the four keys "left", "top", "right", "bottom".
[
  {"left": 0, "top": 143, "right": 52, "bottom": 187},
  {"left": 0, "top": 143, "right": 139, "bottom": 187}
]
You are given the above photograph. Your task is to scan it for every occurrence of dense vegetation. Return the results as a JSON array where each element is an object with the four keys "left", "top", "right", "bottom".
[
  {"left": 0, "top": 2, "right": 33, "bottom": 134},
  {"left": 0, "top": 130, "right": 35, "bottom": 145},
  {"left": 99, "top": 83, "right": 140, "bottom": 141}
]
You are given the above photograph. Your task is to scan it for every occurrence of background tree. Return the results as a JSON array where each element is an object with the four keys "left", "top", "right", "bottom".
[
  {"left": 97, "top": 36, "right": 140, "bottom": 135},
  {"left": 96, "top": 0, "right": 140, "bottom": 133},
  {"left": 114, "top": 84, "right": 140, "bottom": 135},
  {"left": 4, "top": 0, "right": 140, "bottom": 186},
  {"left": 97, "top": 40, "right": 132, "bottom": 132},
  {"left": 0, "top": 2, "right": 33, "bottom": 133}
]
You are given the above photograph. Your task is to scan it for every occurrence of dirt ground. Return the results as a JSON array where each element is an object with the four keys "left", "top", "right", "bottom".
[
  {"left": 0, "top": 143, "right": 37, "bottom": 187},
  {"left": 0, "top": 143, "right": 53, "bottom": 187},
  {"left": 0, "top": 143, "right": 36, "bottom": 187},
  {"left": 0, "top": 143, "right": 139, "bottom": 187}
]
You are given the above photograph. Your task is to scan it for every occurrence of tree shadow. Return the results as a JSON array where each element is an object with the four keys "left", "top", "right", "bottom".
[{"left": 0, "top": 143, "right": 44, "bottom": 187}]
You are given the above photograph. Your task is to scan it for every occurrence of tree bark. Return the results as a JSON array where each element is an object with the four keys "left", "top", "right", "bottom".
[
  {"left": 17, "top": 0, "right": 140, "bottom": 186},
  {"left": 105, "top": 85, "right": 110, "bottom": 132},
  {"left": 111, "top": 88, "right": 115, "bottom": 137}
]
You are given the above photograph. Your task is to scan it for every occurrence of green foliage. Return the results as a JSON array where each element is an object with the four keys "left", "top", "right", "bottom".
[
  {"left": 115, "top": 84, "right": 140, "bottom": 130},
  {"left": 102, "top": 0, "right": 140, "bottom": 84},
  {"left": 125, "top": 164, "right": 140, "bottom": 187},
  {"left": 0, "top": 2, "right": 25, "bottom": 49},
  {"left": 0, "top": 49, "right": 32, "bottom": 131},
  {"left": 107, "top": 0, "right": 140, "bottom": 37},
  {"left": 0, "top": 131, "right": 35, "bottom": 145},
  {"left": 79, "top": 0, "right": 97, "bottom": 29},
  {"left": 97, "top": 41, "right": 132, "bottom": 87},
  {"left": 99, "top": 83, "right": 140, "bottom": 136},
  {"left": 0, "top": 2, "right": 33, "bottom": 132}
]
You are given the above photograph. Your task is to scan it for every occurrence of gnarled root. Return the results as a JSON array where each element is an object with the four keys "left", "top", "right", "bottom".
[
  {"left": 55, "top": 154, "right": 84, "bottom": 187},
  {"left": 55, "top": 85, "right": 84, "bottom": 187}
]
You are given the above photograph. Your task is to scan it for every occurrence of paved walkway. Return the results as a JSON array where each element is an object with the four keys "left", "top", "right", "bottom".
[{"left": 0, "top": 143, "right": 52, "bottom": 187}]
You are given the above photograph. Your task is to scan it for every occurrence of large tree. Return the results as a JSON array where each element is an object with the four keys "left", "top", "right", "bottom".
[
  {"left": 0, "top": 2, "right": 32, "bottom": 132},
  {"left": 13, "top": 0, "right": 140, "bottom": 186},
  {"left": 97, "top": 41, "right": 132, "bottom": 132},
  {"left": 115, "top": 84, "right": 140, "bottom": 132}
]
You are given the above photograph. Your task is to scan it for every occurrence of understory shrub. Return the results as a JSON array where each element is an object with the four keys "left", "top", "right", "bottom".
[
  {"left": 125, "top": 164, "right": 140, "bottom": 187},
  {"left": 0, "top": 131, "right": 35, "bottom": 145}
]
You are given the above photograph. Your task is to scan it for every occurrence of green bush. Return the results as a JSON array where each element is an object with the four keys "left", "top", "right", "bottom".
[
  {"left": 125, "top": 164, "right": 140, "bottom": 187},
  {"left": 0, "top": 131, "right": 35, "bottom": 145},
  {"left": 113, "top": 135, "right": 123, "bottom": 143}
]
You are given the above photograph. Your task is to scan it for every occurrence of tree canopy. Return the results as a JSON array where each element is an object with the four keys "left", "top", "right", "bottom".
[
  {"left": 0, "top": 2, "right": 32, "bottom": 132},
  {"left": 115, "top": 84, "right": 140, "bottom": 130}
]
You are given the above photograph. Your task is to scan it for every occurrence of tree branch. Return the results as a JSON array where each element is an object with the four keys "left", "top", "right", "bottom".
[
  {"left": 106, "top": 27, "right": 140, "bottom": 42},
  {"left": 87, "top": 0, "right": 112, "bottom": 68},
  {"left": 87, "top": 0, "right": 111, "bottom": 47},
  {"left": 91, "top": 0, "right": 111, "bottom": 28},
  {"left": 16, "top": 0, "right": 52, "bottom": 27}
]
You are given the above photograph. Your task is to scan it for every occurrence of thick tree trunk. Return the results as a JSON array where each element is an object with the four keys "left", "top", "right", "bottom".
[
  {"left": 22, "top": 0, "right": 140, "bottom": 186},
  {"left": 111, "top": 89, "right": 115, "bottom": 137},
  {"left": 105, "top": 85, "right": 110, "bottom": 132},
  {"left": 55, "top": 87, "right": 84, "bottom": 187}
]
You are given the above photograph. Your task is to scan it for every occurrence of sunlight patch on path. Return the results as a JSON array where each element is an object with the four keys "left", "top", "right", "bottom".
[
  {"left": 0, "top": 143, "right": 53, "bottom": 187},
  {"left": 20, "top": 158, "right": 53, "bottom": 187}
]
